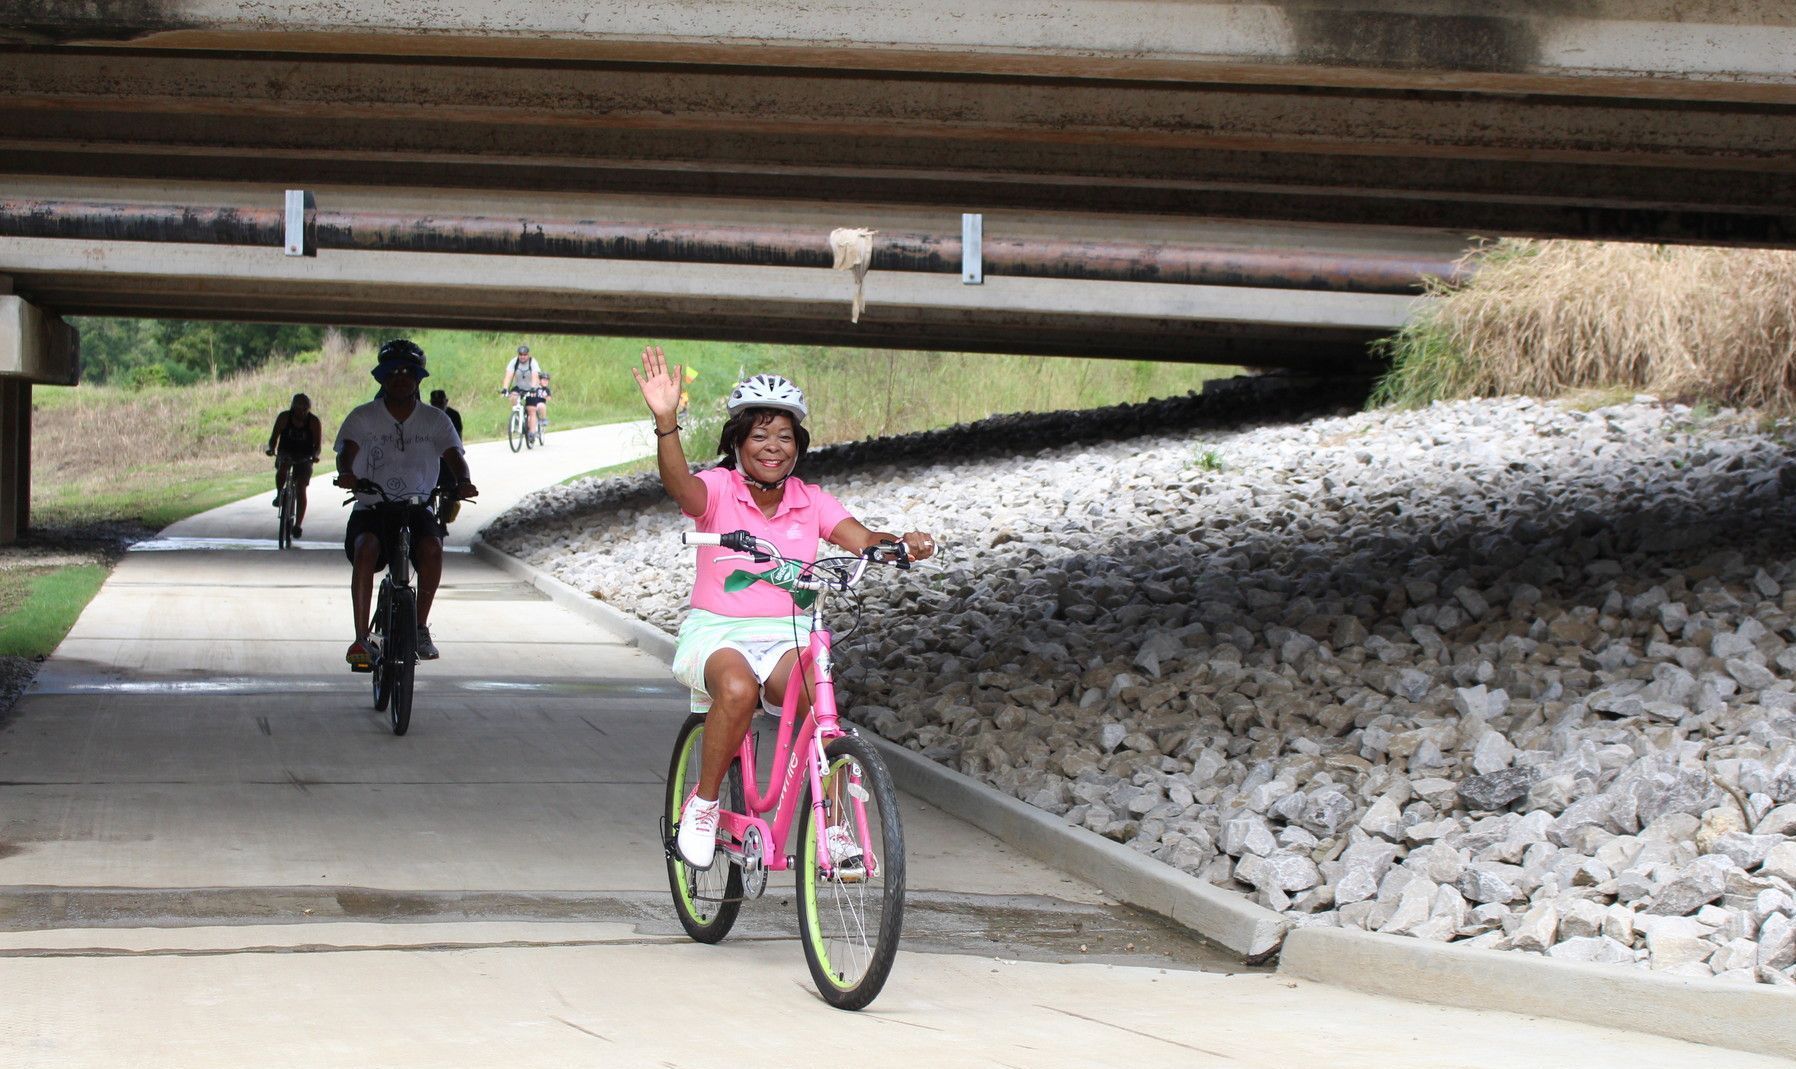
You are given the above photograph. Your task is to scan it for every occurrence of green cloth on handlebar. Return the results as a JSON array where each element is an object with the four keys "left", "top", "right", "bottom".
[{"left": 724, "top": 563, "right": 818, "bottom": 610}]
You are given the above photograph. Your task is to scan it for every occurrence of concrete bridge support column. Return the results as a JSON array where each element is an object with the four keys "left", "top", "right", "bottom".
[
  {"left": 0, "top": 378, "right": 27, "bottom": 543},
  {"left": 0, "top": 284, "right": 79, "bottom": 545}
]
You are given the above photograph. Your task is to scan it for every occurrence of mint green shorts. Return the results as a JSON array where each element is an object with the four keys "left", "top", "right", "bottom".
[{"left": 672, "top": 609, "right": 814, "bottom": 714}]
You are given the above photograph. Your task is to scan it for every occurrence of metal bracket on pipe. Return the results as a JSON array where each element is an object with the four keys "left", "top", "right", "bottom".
[
  {"left": 961, "top": 213, "right": 983, "bottom": 284},
  {"left": 283, "top": 190, "right": 315, "bottom": 257}
]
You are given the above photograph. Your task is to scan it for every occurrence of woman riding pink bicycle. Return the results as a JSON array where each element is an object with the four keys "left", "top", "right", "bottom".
[{"left": 632, "top": 347, "right": 939, "bottom": 870}]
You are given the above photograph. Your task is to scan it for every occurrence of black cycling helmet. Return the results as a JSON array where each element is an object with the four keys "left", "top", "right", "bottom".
[
  {"left": 373, "top": 338, "right": 429, "bottom": 381},
  {"left": 516, "top": 344, "right": 531, "bottom": 356}
]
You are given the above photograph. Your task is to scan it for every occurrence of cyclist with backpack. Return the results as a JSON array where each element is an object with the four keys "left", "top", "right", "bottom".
[
  {"left": 632, "top": 346, "right": 938, "bottom": 869},
  {"left": 500, "top": 343, "right": 549, "bottom": 441},
  {"left": 264, "top": 392, "right": 321, "bottom": 539}
]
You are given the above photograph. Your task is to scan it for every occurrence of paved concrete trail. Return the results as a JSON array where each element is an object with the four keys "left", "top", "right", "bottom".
[{"left": 0, "top": 422, "right": 1775, "bottom": 1067}]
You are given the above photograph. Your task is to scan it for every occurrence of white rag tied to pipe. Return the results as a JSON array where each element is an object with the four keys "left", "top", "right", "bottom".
[{"left": 829, "top": 227, "right": 878, "bottom": 323}]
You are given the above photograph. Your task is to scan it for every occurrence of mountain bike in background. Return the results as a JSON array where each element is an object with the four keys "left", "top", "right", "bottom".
[{"left": 505, "top": 387, "right": 544, "bottom": 451}]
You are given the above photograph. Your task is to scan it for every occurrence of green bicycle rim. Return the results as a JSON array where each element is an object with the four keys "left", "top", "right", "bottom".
[
  {"left": 800, "top": 756, "right": 851, "bottom": 989},
  {"left": 671, "top": 727, "right": 706, "bottom": 920}
]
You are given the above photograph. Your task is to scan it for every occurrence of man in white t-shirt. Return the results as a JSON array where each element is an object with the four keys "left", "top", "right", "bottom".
[
  {"left": 500, "top": 343, "right": 548, "bottom": 442},
  {"left": 334, "top": 339, "right": 478, "bottom": 668}
]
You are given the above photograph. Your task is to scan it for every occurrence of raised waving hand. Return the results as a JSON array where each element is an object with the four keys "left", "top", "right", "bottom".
[{"left": 633, "top": 345, "right": 683, "bottom": 427}]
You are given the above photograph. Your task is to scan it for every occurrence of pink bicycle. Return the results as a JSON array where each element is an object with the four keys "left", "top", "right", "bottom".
[{"left": 663, "top": 529, "right": 909, "bottom": 1010}]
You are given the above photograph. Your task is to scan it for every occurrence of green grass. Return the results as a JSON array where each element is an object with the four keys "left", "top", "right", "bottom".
[
  {"left": 39, "top": 328, "right": 1240, "bottom": 524},
  {"left": 32, "top": 470, "right": 270, "bottom": 530},
  {"left": 0, "top": 564, "right": 108, "bottom": 657}
]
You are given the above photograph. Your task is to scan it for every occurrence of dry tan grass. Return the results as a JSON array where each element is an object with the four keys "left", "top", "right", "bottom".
[
  {"left": 32, "top": 331, "right": 374, "bottom": 524},
  {"left": 1375, "top": 240, "right": 1796, "bottom": 409}
]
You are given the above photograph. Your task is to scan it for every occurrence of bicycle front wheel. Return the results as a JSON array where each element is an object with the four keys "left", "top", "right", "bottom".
[
  {"left": 507, "top": 409, "right": 523, "bottom": 452},
  {"left": 278, "top": 489, "right": 293, "bottom": 549},
  {"left": 370, "top": 582, "right": 392, "bottom": 711},
  {"left": 664, "top": 713, "right": 743, "bottom": 943},
  {"left": 387, "top": 587, "right": 416, "bottom": 736},
  {"left": 795, "top": 734, "right": 905, "bottom": 1010}
]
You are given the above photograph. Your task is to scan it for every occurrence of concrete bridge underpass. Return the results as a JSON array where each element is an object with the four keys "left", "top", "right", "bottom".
[{"left": 1, "top": 1, "right": 1794, "bottom": 541}]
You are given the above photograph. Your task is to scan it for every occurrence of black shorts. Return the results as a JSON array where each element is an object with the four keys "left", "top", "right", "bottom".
[
  {"left": 524, "top": 390, "right": 548, "bottom": 406},
  {"left": 344, "top": 505, "right": 438, "bottom": 570},
  {"left": 276, "top": 453, "right": 314, "bottom": 482}
]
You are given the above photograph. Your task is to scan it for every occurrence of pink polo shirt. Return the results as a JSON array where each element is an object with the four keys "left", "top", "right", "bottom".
[{"left": 685, "top": 466, "right": 855, "bottom": 618}]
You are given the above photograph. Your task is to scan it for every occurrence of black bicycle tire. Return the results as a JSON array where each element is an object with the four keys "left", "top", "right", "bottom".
[
  {"left": 278, "top": 487, "right": 293, "bottom": 549},
  {"left": 389, "top": 587, "right": 415, "bottom": 736},
  {"left": 664, "top": 713, "right": 744, "bottom": 943},
  {"left": 370, "top": 582, "right": 392, "bottom": 710},
  {"left": 795, "top": 735, "right": 906, "bottom": 1010},
  {"left": 507, "top": 409, "right": 523, "bottom": 452}
]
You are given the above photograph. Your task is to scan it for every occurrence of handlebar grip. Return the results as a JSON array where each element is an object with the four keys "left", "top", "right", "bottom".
[{"left": 684, "top": 530, "right": 760, "bottom": 552}]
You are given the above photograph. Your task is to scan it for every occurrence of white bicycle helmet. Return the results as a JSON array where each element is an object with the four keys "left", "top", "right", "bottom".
[{"left": 727, "top": 373, "right": 808, "bottom": 423}]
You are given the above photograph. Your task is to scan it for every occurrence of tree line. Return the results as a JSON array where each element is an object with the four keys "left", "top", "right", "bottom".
[{"left": 70, "top": 318, "right": 325, "bottom": 386}]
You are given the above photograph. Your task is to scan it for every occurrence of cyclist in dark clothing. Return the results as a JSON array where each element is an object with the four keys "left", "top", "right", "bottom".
[
  {"left": 430, "top": 389, "right": 466, "bottom": 533},
  {"left": 265, "top": 393, "right": 322, "bottom": 538}
]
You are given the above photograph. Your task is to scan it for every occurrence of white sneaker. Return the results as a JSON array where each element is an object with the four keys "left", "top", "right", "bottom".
[
  {"left": 677, "top": 795, "right": 720, "bottom": 870},
  {"left": 825, "top": 824, "right": 864, "bottom": 877}
]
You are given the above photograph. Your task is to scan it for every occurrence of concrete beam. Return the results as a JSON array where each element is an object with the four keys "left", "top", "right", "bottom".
[
  {"left": 8, "top": 52, "right": 1788, "bottom": 167},
  {"left": 3, "top": 49, "right": 1789, "bottom": 244},
  {"left": 0, "top": 238, "right": 1408, "bottom": 368},
  {"left": 0, "top": 295, "right": 79, "bottom": 386},
  {"left": 4, "top": 1, "right": 1795, "bottom": 101}
]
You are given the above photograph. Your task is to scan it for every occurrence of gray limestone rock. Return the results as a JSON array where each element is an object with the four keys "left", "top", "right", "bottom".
[
  {"left": 1457, "top": 865, "right": 1520, "bottom": 905},
  {"left": 1760, "top": 841, "right": 1796, "bottom": 883},
  {"left": 1644, "top": 856, "right": 1735, "bottom": 916},
  {"left": 1548, "top": 936, "right": 1637, "bottom": 965},
  {"left": 1459, "top": 767, "right": 1536, "bottom": 812},
  {"left": 1507, "top": 903, "right": 1560, "bottom": 953}
]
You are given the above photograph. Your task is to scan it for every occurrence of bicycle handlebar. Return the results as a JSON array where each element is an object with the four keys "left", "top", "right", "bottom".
[
  {"left": 342, "top": 478, "right": 473, "bottom": 507},
  {"left": 682, "top": 529, "right": 911, "bottom": 596}
]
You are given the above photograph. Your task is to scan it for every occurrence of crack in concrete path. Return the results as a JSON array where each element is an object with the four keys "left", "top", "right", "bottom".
[{"left": 0, "top": 885, "right": 1253, "bottom": 973}]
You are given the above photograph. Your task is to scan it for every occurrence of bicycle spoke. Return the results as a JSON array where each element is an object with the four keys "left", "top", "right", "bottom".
[{"left": 796, "top": 736, "right": 904, "bottom": 1009}]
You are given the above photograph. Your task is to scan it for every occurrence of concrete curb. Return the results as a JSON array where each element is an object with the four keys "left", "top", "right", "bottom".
[
  {"left": 472, "top": 537, "right": 1796, "bottom": 1051},
  {"left": 469, "top": 539, "right": 674, "bottom": 662},
  {"left": 863, "top": 732, "right": 1290, "bottom": 960},
  {"left": 1280, "top": 926, "right": 1796, "bottom": 1060}
]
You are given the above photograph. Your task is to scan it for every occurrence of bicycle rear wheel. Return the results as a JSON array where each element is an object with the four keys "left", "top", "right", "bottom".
[
  {"left": 664, "top": 713, "right": 744, "bottom": 943},
  {"left": 507, "top": 409, "right": 523, "bottom": 452},
  {"left": 387, "top": 587, "right": 415, "bottom": 736},
  {"left": 795, "top": 735, "right": 905, "bottom": 1010}
]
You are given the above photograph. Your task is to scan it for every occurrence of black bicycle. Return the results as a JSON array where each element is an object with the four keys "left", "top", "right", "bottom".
[
  {"left": 275, "top": 458, "right": 296, "bottom": 549},
  {"left": 348, "top": 480, "right": 434, "bottom": 736},
  {"left": 271, "top": 453, "right": 313, "bottom": 549}
]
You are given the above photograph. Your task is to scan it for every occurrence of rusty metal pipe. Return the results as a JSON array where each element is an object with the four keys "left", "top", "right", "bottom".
[{"left": 0, "top": 198, "right": 1469, "bottom": 293}]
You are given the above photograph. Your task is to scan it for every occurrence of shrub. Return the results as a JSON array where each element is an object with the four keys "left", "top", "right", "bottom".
[{"left": 1373, "top": 239, "right": 1796, "bottom": 410}]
